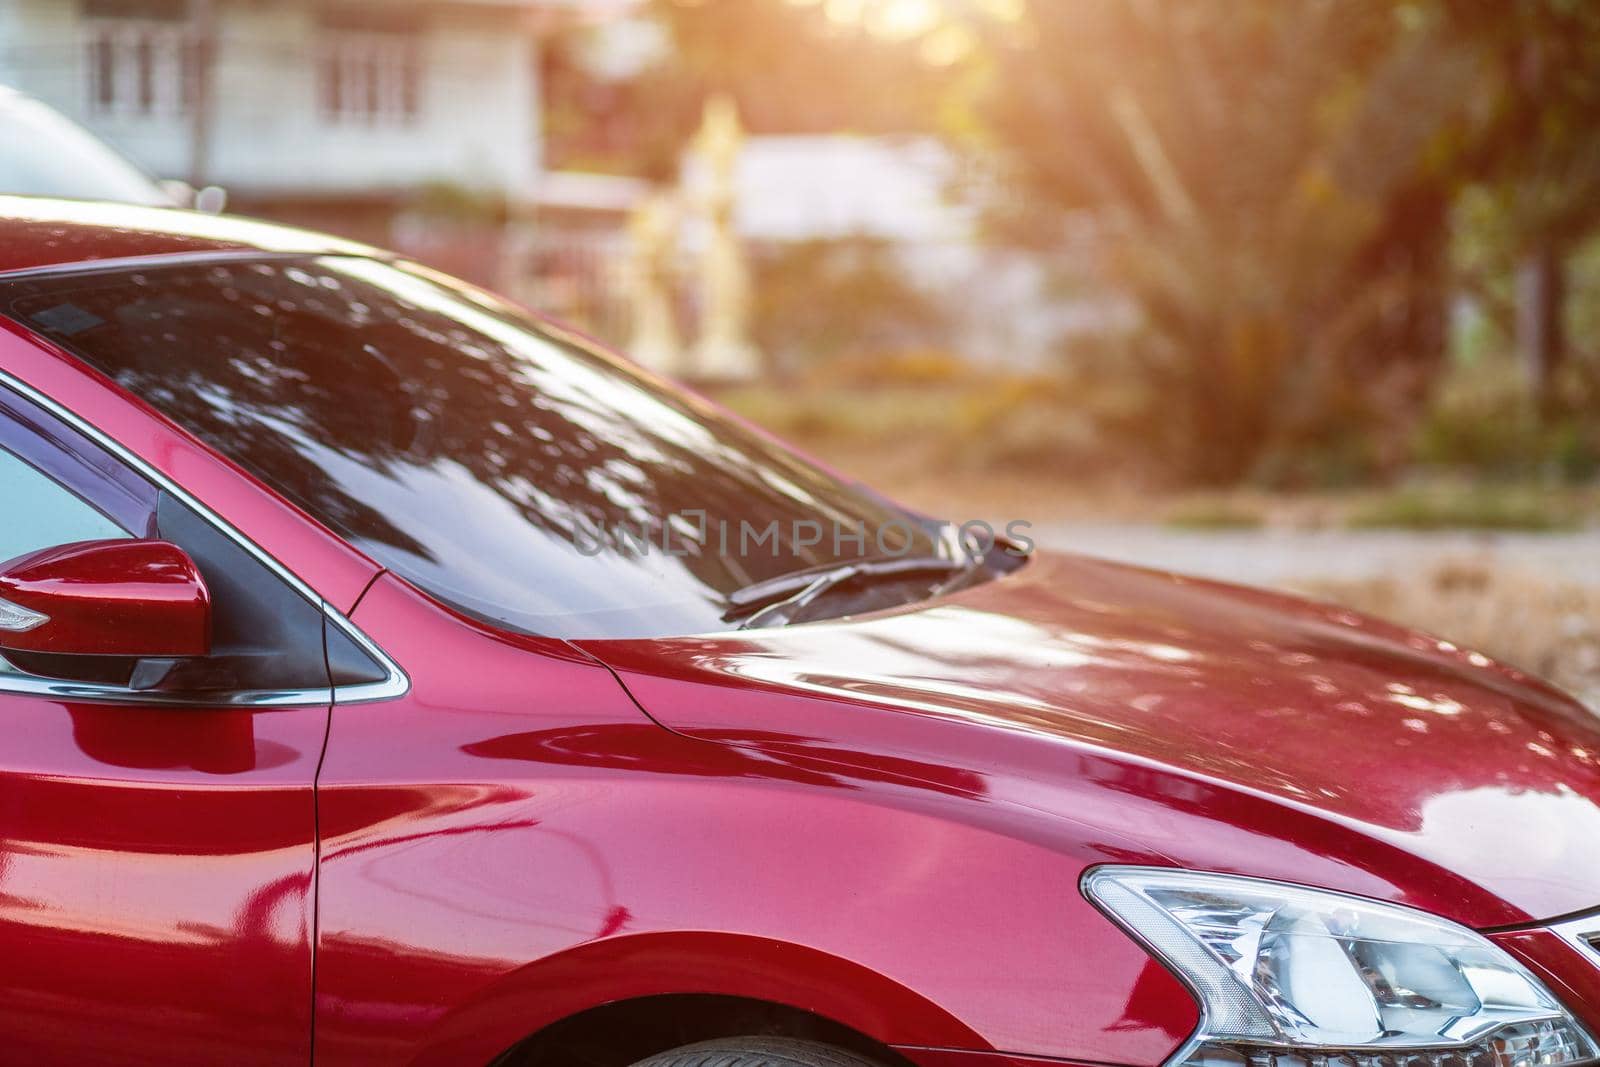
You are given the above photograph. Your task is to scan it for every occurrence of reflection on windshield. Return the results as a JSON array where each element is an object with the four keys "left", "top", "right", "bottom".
[{"left": 5, "top": 256, "right": 947, "bottom": 638}]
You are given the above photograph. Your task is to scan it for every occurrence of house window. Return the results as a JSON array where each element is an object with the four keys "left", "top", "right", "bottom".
[
  {"left": 317, "top": 30, "right": 420, "bottom": 124},
  {"left": 84, "top": 18, "right": 192, "bottom": 117}
]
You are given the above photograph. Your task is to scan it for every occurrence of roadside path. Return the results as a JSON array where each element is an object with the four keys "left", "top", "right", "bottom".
[{"left": 1032, "top": 524, "right": 1600, "bottom": 588}]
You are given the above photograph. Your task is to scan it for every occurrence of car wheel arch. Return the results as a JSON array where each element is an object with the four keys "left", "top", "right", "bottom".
[
  {"left": 401, "top": 930, "right": 988, "bottom": 1067},
  {"left": 488, "top": 993, "right": 920, "bottom": 1067}
]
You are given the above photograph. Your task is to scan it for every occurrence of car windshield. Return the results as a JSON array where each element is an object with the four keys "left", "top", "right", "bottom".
[{"left": 2, "top": 254, "right": 968, "bottom": 638}]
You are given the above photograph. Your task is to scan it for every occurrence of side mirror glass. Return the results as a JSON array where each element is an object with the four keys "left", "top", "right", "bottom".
[{"left": 0, "top": 540, "right": 211, "bottom": 659}]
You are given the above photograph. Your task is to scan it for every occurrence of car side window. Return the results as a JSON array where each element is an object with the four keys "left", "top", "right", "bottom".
[
  {"left": 0, "top": 405, "right": 154, "bottom": 689},
  {"left": 0, "top": 382, "right": 387, "bottom": 699},
  {"left": 0, "top": 444, "right": 130, "bottom": 565}
]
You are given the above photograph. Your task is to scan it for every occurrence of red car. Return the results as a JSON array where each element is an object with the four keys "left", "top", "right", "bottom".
[{"left": 0, "top": 197, "right": 1598, "bottom": 1067}]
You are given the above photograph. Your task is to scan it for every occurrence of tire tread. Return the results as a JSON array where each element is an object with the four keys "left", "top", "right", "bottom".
[{"left": 629, "top": 1036, "right": 884, "bottom": 1067}]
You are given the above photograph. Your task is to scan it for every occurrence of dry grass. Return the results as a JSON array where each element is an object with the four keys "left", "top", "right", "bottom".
[{"left": 1292, "top": 559, "right": 1600, "bottom": 707}]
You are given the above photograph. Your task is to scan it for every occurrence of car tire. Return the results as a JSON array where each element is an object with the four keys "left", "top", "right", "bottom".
[{"left": 628, "top": 1036, "right": 887, "bottom": 1067}]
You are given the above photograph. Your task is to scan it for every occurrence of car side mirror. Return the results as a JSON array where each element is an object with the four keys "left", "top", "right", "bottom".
[{"left": 0, "top": 540, "right": 211, "bottom": 659}]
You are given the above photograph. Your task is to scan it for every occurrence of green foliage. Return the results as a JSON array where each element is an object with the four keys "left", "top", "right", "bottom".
[
  {"left": 404, "top": 182, "right": 506, "bottom": 222},
  {"left": 750, "top": 239, "right": 954, "bottom": 373},
  {"left": 1414, "top": 355, "right": 1600, "bottom": 481},
  {"left": 1163, "top": 500, "right": 1266, "bottom": 531},
  {"left": 1567, "top": 234, "right": 1600, "bottom": 364},
  {"left": 1446, "top": 0, "right": 1600, "bottom": 245},
  {"left": 715, "top": 375, "right": 1104, "bottom": 480},
  {"left": 936, "top": 375, "right": 1101, "bottom": 473},
  {"left": 1345, "top": 486, "right": 1580, "bottom": 530}
]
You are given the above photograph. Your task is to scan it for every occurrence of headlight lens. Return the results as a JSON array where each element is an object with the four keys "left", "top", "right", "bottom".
[{"left": 1084, "top": 867, "right": 1599, "bottom": 1067}]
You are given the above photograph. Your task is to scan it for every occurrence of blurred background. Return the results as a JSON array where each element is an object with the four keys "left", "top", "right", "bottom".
[{"left": 2, "top": 0, "right": 1598, "bottom": 700}]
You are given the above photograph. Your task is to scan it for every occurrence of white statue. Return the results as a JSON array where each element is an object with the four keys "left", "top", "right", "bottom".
[
  {"left": 624, "top": 189, "right": 685, "bottom": 375},
  {"left": 687, "top": 94, "right": 761, "bottom": 382}
]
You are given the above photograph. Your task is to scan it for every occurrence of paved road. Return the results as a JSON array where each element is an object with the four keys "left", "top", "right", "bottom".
[{"left": 1032, "top": 524, "right": 1600, "bottom": 589}]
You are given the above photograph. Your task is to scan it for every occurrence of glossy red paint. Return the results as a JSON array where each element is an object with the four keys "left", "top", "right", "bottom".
[
  {"left": 0, "top": 539, "right": 211, "bottom": 657},
  {"left": 0, "top": 194, "right": 374, "bottom": 275},
  {"left": 316, "top": 574, "right": 1201, "bottom": 1065},
  {"left": 0, "top": 690, "right": 326, "bottom": 1064},
  {"left": 0, "top": 202, "right": 1598, "bottom": 1067},
  {"left": 581, "top": 551, "right": 1600, "bottom": 930},
  {"left": 1492, "top": 930, "right": 1600, "bottom": 1034}
]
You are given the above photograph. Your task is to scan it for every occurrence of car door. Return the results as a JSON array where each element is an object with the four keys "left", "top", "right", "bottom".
[{"left": 0, "top": 383, "right": 334, "bottom": 1066}]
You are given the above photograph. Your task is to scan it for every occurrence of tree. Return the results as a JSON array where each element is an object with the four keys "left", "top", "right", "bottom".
[
  {"left": 976, "top": 1, "right": 1478, "bottom": 483},
  {"left": 544, "top": 0, "right": 955, "bottom": 178},
  {"left": 1443, "top": 0, "right": 1600, "bottom": 407}
]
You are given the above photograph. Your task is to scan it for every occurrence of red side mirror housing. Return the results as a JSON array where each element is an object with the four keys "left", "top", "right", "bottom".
[{"left": 0, "top": 540, "right": 211, "bottom": 658}]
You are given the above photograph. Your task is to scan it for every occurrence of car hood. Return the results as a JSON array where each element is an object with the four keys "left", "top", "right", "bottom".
[{"left": 578, "top": 552, "right": 1600, "bottom": 928}]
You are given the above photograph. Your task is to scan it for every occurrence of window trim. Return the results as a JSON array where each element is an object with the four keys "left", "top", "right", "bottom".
[
  {"left": 0, "top": 249, "right": 393, "bottom": 285},
  {"left": 0, "top": 386, "right": 157, "bottom": 537},
  {"left": 0, "top": 368, "right": 408, "bottom": 707}
]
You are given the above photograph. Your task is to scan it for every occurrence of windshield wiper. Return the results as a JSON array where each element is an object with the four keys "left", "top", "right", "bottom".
[{"left": 724, "top": 555, "right": 970, "bottom": 630}]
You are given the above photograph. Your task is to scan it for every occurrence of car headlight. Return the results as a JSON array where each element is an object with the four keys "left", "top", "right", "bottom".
[{"left": 1084, "top": 867, "right": 1598, "bottom": 1067}]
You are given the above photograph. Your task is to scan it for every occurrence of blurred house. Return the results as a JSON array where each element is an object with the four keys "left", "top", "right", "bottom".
[
  {"left": 715, "top": 134, "right": 966, "bottom": 245},
  {"left": 706, "top": 134, "right": 1119, "bottom": 371},
  {"left": 0, "top": 0, "right": 613, "bottom": 282},
  {"left": 521, "top": 134, "right": 1121, "bottom": 369}
]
